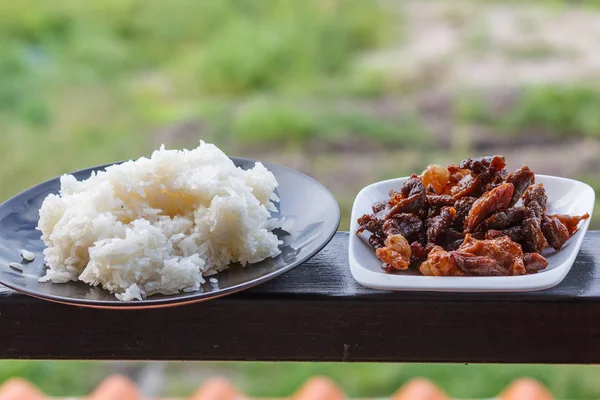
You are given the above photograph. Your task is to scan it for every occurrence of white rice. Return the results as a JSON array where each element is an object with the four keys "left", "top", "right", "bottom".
[
  {"left": 21, "top": 249, "right": 36, "bottom": 261},
  {"left": 9, "top": 262, "right": 23, "bottom": 271},
  {"left": 37, "top": 141, "right": 282, "bottom": 301}
]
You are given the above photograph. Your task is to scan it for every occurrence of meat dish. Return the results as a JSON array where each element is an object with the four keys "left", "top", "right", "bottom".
[{"left": 356, "top": 156, "right": 589, "bottom": 276}]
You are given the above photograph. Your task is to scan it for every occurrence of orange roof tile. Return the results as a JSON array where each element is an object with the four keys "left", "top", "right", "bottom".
[
  {"left": 292, "top": 377, "right": 345, "bottom": 400},
  {"left": 499, "top": 378, "right": 554, "bottom": 400},
  {"left": 391, "top": 378, "right": 449, "bottom": 400},
  {"left": 0, "top": 378, "right": 45, "bottom": 400},
  {"left": 0, "top": 375, "right": 557, "bottom": 399},
  {"left": 87, "top": 375, "right": 141, "bottom": 400},
  {"left": 188, "top": 377, "right": 246, "bottom": 400}
]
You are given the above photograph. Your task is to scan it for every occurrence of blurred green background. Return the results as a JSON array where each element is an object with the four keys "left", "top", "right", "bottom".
[{"left": 1, "top": 0, "right": 600, "bottom": 398}]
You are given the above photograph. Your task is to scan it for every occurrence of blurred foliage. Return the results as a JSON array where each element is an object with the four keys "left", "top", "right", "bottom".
[
  {"left": 6, "top": 360, "right": 600, "bottom": 398},
  {"left": 0, "top": 0, "right": 396, "bottom": 201},
  {"left": 458, "top": 85, "right": 600, "bottom": 138},
  {"left": 230, "top": 100, "right": 430, "bottom": 147},
  {"left": 0, "top": 0, "right": 391, "bottom": 123},
  {"left": 0, "top": 361, "right": 103, "bottom": 397},
  {"left": 237, "top": 362, "right": 600, "bottom": 399}
]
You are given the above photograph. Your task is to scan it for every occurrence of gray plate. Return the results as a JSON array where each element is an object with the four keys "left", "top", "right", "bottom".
[{"left": 0, "top": 158, "right": 340, "bottom": 309}]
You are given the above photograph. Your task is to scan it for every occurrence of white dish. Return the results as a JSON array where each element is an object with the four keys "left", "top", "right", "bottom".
[{"left": 349, "top": 175, "right": 595, "bottom": 292}]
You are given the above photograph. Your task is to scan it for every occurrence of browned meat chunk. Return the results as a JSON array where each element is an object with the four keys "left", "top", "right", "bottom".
[
  {"left": 523, "top": 183, "right": 547, "bottom": 218},
  {"left": 523, "top": 253, "right": 549, "bottom": 273},
  {"left": 451, "top": 252, "right": 509, "bottom": 276},
  {"left": 450, "top": 174, "right": 481, "bottom": 199},
  {"left": 438, "top": 229, "right": 465, "bottom": 250},
  {"left": 453, "top": 196, "right": 476, "bottom": 231},
  {"left": 376, "top": 234, "right": 412, "bottom": 271},
  {"left": 368, "top": 235, "right": 385, "bottom": 250},
  {"left": 459, "top": 155, "right": 507, "bottom": 194},
  {"left": 356, "top": 213, "right": 383, "bottom": 236},
  {"left": 454, "top": 234, "right": 526, "bottom": 276},
  {"left": 550, "top": 213, "right": 590, "bottom": 235},
  {"left": 505, "top": 166, "right": 535, "bottom": 207},
  {"left": 522, "top": 215, "right": 548, "bottom": 254},
  {"left": 426, "top": 207, "right": 457, "bottom": 244},
  {"left": 410, "top": 241, "right": 427, "bottom": 259},
  {"left": 479, "top": 207, "right": 525, "bottom": 231},
  {"left": 382, "top": 213, "right": 423, "bottom": 243},
  {"left": 465, "top": 183, "right": 514, "bottom": 233},
  {"left": 459, "top": 155, "right": 507, "bottom": 176},
  {"left": 427, "top": 194, "right": 455, "bottom": 207},
  {"left": 485, "top": 225, "right": 525, "bottom": 243},
  {"left": 541, "top": 215, "right": 570, "bottom": 250},
  {"left": 372, "top": 201, "right": 387, "bottom": 213},
  {"left": 386, "top": 175, "right": 426, "bottom": 218}
]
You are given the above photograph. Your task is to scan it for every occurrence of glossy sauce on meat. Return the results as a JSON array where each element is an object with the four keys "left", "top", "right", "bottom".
[{"left": 356, "top": 155, "right": 590, "bottom": 276}]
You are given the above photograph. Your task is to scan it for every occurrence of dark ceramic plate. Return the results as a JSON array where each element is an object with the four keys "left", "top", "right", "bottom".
[{"left": 0, "top": 158, "right": 340, "bottom": 309}]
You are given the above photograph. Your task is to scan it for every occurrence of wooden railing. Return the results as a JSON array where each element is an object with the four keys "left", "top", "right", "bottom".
[{"left": 1, "top": 231, "right": 599, "bottom": 363}]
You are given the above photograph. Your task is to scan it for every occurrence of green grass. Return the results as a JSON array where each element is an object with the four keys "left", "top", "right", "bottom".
[
  {"left": 6, "top": 361, "right": 600, "bottom": 398},
  {"left": 236, "top": 363, "right": 600, "bottom": 399},
  {"left": 0, "top": 0, "right": 395, "bottom": 201},
  {"left": 0, "top": 361, "right": 104, "bottom": 397},
  {"left": 457, "top": 85, "right": 600, "bottom": 139},
  {"left": 229, "top": 100, "right": 431, "bottom": 148}
]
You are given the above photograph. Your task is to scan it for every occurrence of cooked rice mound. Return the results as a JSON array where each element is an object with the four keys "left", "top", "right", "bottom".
[{"left": 37, "top": 141, "right": 281, "bottom": 301}]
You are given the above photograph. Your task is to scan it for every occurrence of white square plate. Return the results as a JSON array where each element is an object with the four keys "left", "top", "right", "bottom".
[{"left": 349, "top": 175, "right": 595, "bottom": 292}]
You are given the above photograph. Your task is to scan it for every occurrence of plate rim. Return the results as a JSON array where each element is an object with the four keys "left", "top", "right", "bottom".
[
  {"left": 0, "top": 157, "right": 341, "bottom": 309},
  {"left": 349, "top": 174, "right": 595, "bottom": 292}
]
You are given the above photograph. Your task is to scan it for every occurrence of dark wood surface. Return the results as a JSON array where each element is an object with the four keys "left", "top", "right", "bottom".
[{"left": 1, "top": 231, "right": 599, "bottom": 363}]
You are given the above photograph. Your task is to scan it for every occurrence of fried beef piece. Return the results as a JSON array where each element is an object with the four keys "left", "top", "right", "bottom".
[
  {"left": 454, "top": 234, "right": 526, "bottom": 276},
  {"left": 445, "top": 164, "right": 472, "bottom": 196},
  {"left": 426, "top": 207, "right": 457, "bottom": 244},
  {"left": 409, "top": 241, "right": 429, "bottom": 268},
  {"left": 520, "top": 183, "right": 549, "bottom": 253},
  {"left": 382, "top": 213, "right": 423, "bottom": 243},
  {"left": 523, "top": 252, "right": 549, "bottom": 274},
  {"left": 459, "top": 155, "right": 507, "bottom": 176},
  {"left": 479, "top": 207, "right": 525, "bottom": 231},
  {"left": 357, "top": 200, "right": 391, "bottom": 237},
  {"left": 453, "top": 196, "right": 476, "bottom": 231},
  {"left": 439, "top": 229, "right": 465, "bottom": 250},
  {"left": 459, "top": 155, "right": 507, "bottom": 194},
  {"left": 428, "top": 206, "right": 441, "bottom": 219},
  {"left": 452, "top": 253, "right": 507, "bottom": 276},
  {"left": 385, "top": 175, "right": 426, "bottom": 219},
  {"left": 458, "top": 234, "right": 526, "bottom": 274},
  {"left": 356, "top": 214, "right": 384, "bottom": 236},
  {"left": 376, "top": 234, "right": 412, "bottom": 271},
  {"left": 505, "top": 166, "right": 535, "bottom": 207},
  {"left": 485, "top": 225, "right": 525, "bottom": 243},
  {"left": 372, "top": 201, "right": 387, "bottom": 214},
  {"left": 368, "top": 235, "right": 385, "bottom": 250},
  {"left": 549, "top": 213, "right": 590, "bottom": 235},
  {"left": 465, "top": 183, "right": 514, "bottom": 233},
  {"left": 522, "top": 215, "right": 547, "bottom": 254},
  {"left": 541, "top": 215, "right": 570, "bottom": 250},
  {"left": 523, "top": 183, "right": 547, "bottom": 218},
  {"left": 427, "top": 194, "right": 455, "bottom": 207},
  {"left": 450, "top": 174, "right": 481, "bottom": 199},
  {"left": 410, "top": 241, "right": 427, "bottom": 259}
]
